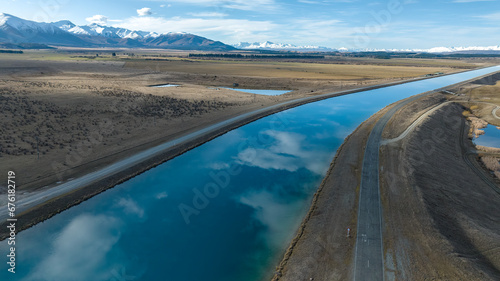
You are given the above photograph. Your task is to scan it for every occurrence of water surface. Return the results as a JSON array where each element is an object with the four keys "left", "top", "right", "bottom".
[
  {"left": 153, "top": 84, "right": 179, "bottom": 87},
  {"left": 1, "top": 66, "right": 499, "bottom": 281},
  {"left": 474, "top": 124, "right": 500, "bottom": 148},
  {"left": 224, "top": 88, "right": 291, "bottom": 96}
]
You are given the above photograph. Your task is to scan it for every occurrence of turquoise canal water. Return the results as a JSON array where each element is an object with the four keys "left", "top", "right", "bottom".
[
  {"left": 1, "top": 66, "right": 499, "bottom": 281},
  {"left": 224, "top": 88, "right": 291, "bottom": 96},
  {"left": 474, "top": 124, "right": 500, "bottom": 148}
]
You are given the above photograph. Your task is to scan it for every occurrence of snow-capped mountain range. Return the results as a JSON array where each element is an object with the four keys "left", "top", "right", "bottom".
[
  {"left": 0, "top": 13, "right": 234, "bottom": 50},
  {"left": 403, "top": 46, "right": 500, "bottom": 53},
  {"left": 233, "top": 41, "right": 500, "bottom": 54},
  {"left": 233, "top": 41, "right": 334, "bottom": 51},
  {"left": 0, "top": 13, "right": 87, "bottom": 46},
  {"left": 1, "top": 13, "right": 499, "bottom": 53},
  {"left": 52, "top": 20, "right": 161, "bottom": 40}
]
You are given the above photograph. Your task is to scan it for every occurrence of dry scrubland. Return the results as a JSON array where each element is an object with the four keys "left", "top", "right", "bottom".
[
  {"left": 0, "top": 50, "right": 485, "bottom": 196},
  {"left": 125, "top": 57, "right": 473, "bottom": 97},
  {"left": 0, "top": 57, "right": 273, "bottom": 194},
  {"left": 125, "top": 59, "right": 461, "bottom": 80}
]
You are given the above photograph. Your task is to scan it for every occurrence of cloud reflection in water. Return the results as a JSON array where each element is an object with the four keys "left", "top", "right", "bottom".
[
  {"left": 236, "top": 130, "right": 335, "bottom": 175},
  {"left": 238, "top": 190, "right": 304, "bottom": 249},
  {"left": 23, "top": 215, "right": 121, "bottom": 281}
]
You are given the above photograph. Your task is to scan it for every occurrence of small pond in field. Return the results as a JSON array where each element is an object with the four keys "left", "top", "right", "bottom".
[
  {"left": 225, "top": 88, "right": 291, "bottom": 96},
  {"left": 153, "top": 84, "right": 180, "bottom": 87},
  {"left": 474, "top": 124, "right": 500, "bottom": 148}
]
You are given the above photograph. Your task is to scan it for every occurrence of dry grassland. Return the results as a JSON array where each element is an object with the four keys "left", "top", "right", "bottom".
[
  {"left": 468, "top": 81, "right": 500, "bottom": 103},
  {"left": 125, "top": 59, "right": 461, "bottom": 81}
]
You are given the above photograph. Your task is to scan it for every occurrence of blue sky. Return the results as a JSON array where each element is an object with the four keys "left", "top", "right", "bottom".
[{"left": 3, "top": 0, "right": 500, "bottom": 49}]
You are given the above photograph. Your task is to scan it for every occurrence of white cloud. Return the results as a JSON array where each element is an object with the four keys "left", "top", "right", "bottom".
[
  {"left": 155, "top": 191, "right": 169, "bottom": 199},
  {"left": 236, "top": 130, "right": 333, "bottom": 175},
  {"left": 238, "top": 148, "right": 301, "bottom": 172},
  {"left": 105, "top": 4, "right": 500, "bottom": 49},
  {"left": 113, "top": 16, "right": 278, "bottom": 42},
  {"left": 477, "top": 12, "right": 500, "bottom": 21},
  {"left": 373, "top": 19, "right": 500, "bottom": 48},
  {"left": 159, "top": 0, "right": 278, "bottom": 11},
  {"left": 298, "top": 0, "right": 322, "bottom": 3},
  {"left": 453, "top": 0, "right": 493, "bottom": 2},
  {"left": 85, "top": 14, "right": 108, "bottom": 25},
  {"left": 238, "top": 190, "right": 305, "bottom": 248},
  {"left": 116, "top": 198, "right": 145, "bottom": 218},
  {"left": 188, "top": 12, "right": 228, "bottom": 17},
  {"left": 208, "top": 162, "right": 230, "bottom": 170},
  {"left": 137, "top": 7, "right": 153, "bottom": 16},
  {"left": 281, "top": 18, "right": 355, "bottom": 47},
  {"left": 24, "top": 215, "right": 120, "bottom": 281},
  {"left": 293, "top": 19, "right": 342, "bottom": 30},
  {"left": 113, "top": 15, "right": 350, "bottom": 46}
]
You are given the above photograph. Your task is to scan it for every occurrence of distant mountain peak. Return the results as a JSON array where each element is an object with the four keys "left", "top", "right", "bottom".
[
  {"left": 233, "top": 41, "right": 500, "bottom": 54},
  {"left": 52, "top": 20, "right": 75, "bottom": 26},
  {"left": 1, "top": 13, "right": 64, "bottom": 33},
  {"left": 0, "top": 13, "right": 235, "bottom": 51},
  {"left": 0, "top": 12, "right": 15, "bottom": 21},
  {"left": 233, "top": 41, "right": 333, "bottom": 51},
  {"left": 1, "top": 13, "right": 45, "bottom": 30}
]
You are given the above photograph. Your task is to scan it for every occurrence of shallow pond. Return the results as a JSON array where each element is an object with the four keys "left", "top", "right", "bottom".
[
  {"left": 152, "top": 84, "right": 180, "bottom": 87},
  {"left": 474, "top": 124, "right": 500, "bottom": 148},
  {"left": 224, "top": 88, "right": 291, "bottom": 96}
]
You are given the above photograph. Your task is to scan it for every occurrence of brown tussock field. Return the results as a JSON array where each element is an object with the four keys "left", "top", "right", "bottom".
[{"left": 124, "top": 58, "right": 464, "bottom": 81}]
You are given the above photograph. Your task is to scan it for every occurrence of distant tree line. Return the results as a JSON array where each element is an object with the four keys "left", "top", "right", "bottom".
[
  {"left": 0, "top": 43, "right": 54, "bottom": 50},
  {"left": 0, "top": 50, "right": 23, "bottom": 54},
  {"left": 189, "top": 53, "right": 325, "bottom": 59}
]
